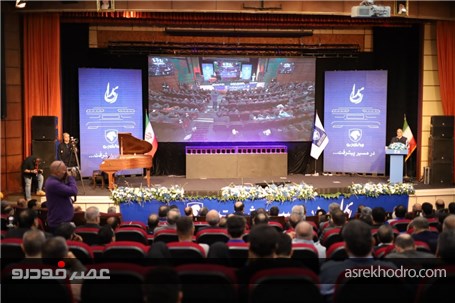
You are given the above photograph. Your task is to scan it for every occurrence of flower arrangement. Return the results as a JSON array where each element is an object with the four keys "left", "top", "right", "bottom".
[
  {"left": 388, "top": 142, "right": 407, "bottom": 150},
  {"left": 111, "top": 185, "right": 185, "bottom": 205},
  {"left": 220, "top": 182, "right": 317, "bottom": 203},
  {"left": 348, "top": 182, "right": 415, "bottom": 198}
]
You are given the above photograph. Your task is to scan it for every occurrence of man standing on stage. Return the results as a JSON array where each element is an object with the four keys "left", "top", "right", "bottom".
[
  {"left": 390, "top": 128, "right": 408, "bottom": 145},
  {"left": 45, "top": 160, "right": 78, "bottom": 233},
  {"left": 58, "top": 132, "right": 77, "bottom": 168},
  {"left": 21, "top": 156, "right": 46, "bottom": 200}
]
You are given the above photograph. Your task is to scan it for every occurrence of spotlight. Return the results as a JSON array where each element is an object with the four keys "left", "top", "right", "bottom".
[{"left": 16, "top": 0, "right": 26, "bottom": 8}]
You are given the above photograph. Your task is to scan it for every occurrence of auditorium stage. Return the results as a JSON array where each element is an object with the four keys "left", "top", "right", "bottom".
[{"left": 66, "top": 174, "right": 455, "bottom": 213}]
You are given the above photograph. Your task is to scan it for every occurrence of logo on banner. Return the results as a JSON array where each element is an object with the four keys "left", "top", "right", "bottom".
[
  {"left": 104, "top": 82, "right": 119, "bottom": 104},
  {"left": 349, "top": 129, "right": 362, "bottom": 142},
  {"left": 187, "top": 202, "right": 204, "bottom": 216},
  {"left": 349, "top": 84, "right": 364, "bottom": 104},
  {"left": 105, "top": 129, "right": 118, "bottom": 143}
]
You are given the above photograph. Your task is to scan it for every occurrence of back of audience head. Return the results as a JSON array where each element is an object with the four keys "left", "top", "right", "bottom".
[
  {"left": 54, "top": 222, "right": 77, "bottom": 240},
  {"left": 248, "top": 224, "right": 279, "bottom": 258},
  {"left": 17, "top": 208, "right": 38, "bottom": 228},
  {"left": 448, "top": 202, "right": 455, "bottom": 214},
  {"left": 198, "top": 207, "right": 209, "bottom": 217},
  {"left": 218, "top": 216, "right": 227, "bottom": 228},
  {"left": 269, "top": 206, "right": 279, "bottom": 217},
  {"left": 253, "top": 212, "right": 269, "bottom": 225},
  {"left": 167, "top": 209, "right": 181, "bottom": 225},
  {"left": 276, "top": 233, "right": 292, "bottom": 258},
  {"left": 234, "top": 201, "right": 244, "bottom": 213},
  {"left": 22, "top": 229, "right": 46, "bottom": 257},
  {"left": 85, "top": 206, "right": 100, "bottom": 224},
  {"left": 394, "top": 204, "right": 407, "bottom": 218},
  {"left": 206, "top": 209, "right": 220, "bottom": 227},
  {"left": 27, "top": 199, "right": 39, "bottom": 209},
  {"left": 106, "top": 216, "right": 120, "bottom": 230},
  {"left": 144, "top": 267, "right": 182, "bottom": 303},
  {"left": 295, "top": 221, "right": 313, "bottom": 240},
  {"left": 16, "top": 198, "right": 27, "bottom": 208},
  {"left": 148, "top": 214, "right": 159, "bottom": 231},
  {"left": 394, "top": 233, "right": 415, "bottom": 253},
  {"left": 436, "top": 230, "right": 455, "bottom": 262},
  {"left": 98, "top": 224, "right": 115, "bottom": 245},
  {"left": 342, "top": 220, "right": 373, "bottom": 257},
  {"left": 435, "top": 199, "right": 445, "bottom": 211},
  {"left": 377, "top": 224, "right": 394, "bottom": 244},
  {"left": 421, "top": 202, "right": 434, "bottom": 217},
  {"left": 184, "top": 206, "right": 193, "bottom": 217},
  {"left": 328, "top": 202, "right": 340, "bottom": 215},
  {"left": 42, "top": 236, "right": 69, "bottom": 260},
  {"left": 158, "top": 205, "right": 170, "bottom": 218},
  {"left": 107, "top": 206, "right": 117, "bottom": 214},
  {"left": 332, "top": 209, "right": 347, "bottom": 227},
  {"left": 409, "top": 216, "right": 429, "bottom": 232},
  {"left": 443, "top": 215, "right": 455, "bottom": 231},
  {"left": 227, "top": 215, "right": 246, "bottom": 238},
  {"left": 176, "top": 216, "right": 194, "bottom": 240},
  {"left": 372, "top": 207, "right": 386, "bottom": 224}
]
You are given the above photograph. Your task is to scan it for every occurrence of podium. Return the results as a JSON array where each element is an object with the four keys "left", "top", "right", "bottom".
[{"left": 386, "top": 149, "right": 408, "bottom": 183}]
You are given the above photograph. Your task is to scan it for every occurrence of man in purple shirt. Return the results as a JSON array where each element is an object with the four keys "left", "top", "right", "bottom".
[{"left": 45, "top": 160, "right": 78, "bottom": 232}]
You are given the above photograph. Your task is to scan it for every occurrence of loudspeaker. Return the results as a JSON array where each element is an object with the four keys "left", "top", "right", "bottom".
[
  {"left": 32, "top": 140, "right": 57, "bottom": 168},
  {"left": 430, "top": 161, "right": 453, "bottom": 185},
  {"left": 431, "top": 115, "right": 454, "bottom": 127},
  {"left": 31, "top": 116, "right": 58, "bottom": 140},
  {"left": 431, "top": 125, "right": 454, "bottom": 138},
  {"left": 429, "top": 137, "right": 454, "bottom": 163}
]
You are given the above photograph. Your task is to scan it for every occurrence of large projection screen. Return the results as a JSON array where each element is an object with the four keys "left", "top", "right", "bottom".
[
  {"left": 78, "top": 68, "right": 143, "bottom": 177},
  {"left": 323, "top": 70, "right": 388, "bottom": 174},
  {"left": 148, "top": 56, "right": 316, "bottom": 143}
]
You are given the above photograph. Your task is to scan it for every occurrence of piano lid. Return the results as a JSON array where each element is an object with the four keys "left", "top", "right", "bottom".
[{"left": 118, "top": 132, "right": 152, "bottom": 155}]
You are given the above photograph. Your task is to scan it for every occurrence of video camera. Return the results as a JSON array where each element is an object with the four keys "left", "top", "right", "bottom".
[{"left": 70, "top": 136, "right": 79, "bottom": 150}]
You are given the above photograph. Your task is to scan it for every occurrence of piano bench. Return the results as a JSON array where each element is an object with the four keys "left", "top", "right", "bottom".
[{"left": 91, "top": 170, "right": 105, "bottom": 189}]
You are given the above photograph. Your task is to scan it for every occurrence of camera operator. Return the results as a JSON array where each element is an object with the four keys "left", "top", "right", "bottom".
[
  {"left": 45, "top": 160, "right": 78, "bottom": 233},
  {"left": 21, "top": 156, "right": 46, "bottom": 200},
  {"left": 58, "top": 132, "right": 78, "bottom": 168}
]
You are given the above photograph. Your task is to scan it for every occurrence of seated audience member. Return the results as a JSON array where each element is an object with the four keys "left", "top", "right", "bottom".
[
  {"left": 106, "top": 216, "right": 120, "bottom": 230},
  {"left": 319, "top": 203, "right": 340, "bottom": 231},
  {"left": 372, "top": 207, "right": 387, "bottom": 227},
  {"left": 1, "top": 203, "right": 15, "bottom": 230},
  {"left": 41, "top": 236, "right": 86, "bottom": 302},
  {"left": 387, "top": 204, "right": 407, "bottom": 223},
  {"left": 319, "top": 220, "right": 396, "bottom": 300},
  {"left": 5, "top": 209, "right": 38, "bottom": 239},
  {"left": 233, "top": 201, "right": 245, "bottom": 216},
  {"left": 435, "top": 199, "right": 446, "bottom": 213},
  {"left": 319, "top": 209, "right": 346, "bottom": 241},
  {"left": 54, "top": 222, "right": 83, "bottom": 242},
  {"left": 276, "top": 233, "right": 292, "bottom": 258},
  {"left": 97, "top": 224, "right": 115, "bottom": 245},
  {"left": 386, "top": 233, "right": 435, "bottom": 259},
  {"left": 253, "top": 212, "right": 269, "bottom": 226},
  {"left": 16, "top": 198, "right": 27, "bottom": 208},
  {"left": 409, "top": 217, "right": 438, "bottom": 253},
  {"left": 27, "top": 199, "right": 39, "bottom": 210},
  {"left": 269, "top": 206, "right": 279, "bottom": 217},
  {"left": 79, "top": 206, "right": 101, "bottom": 229},
  {"left": 175, "top": 216, "right": 208, "bottom": 255},
  {"left": 448, "top": 202, "right": 455, "bottom": 215},
  {"left": 407, "top": 203, "right": 422, "bottom": 219},
  {"left": 293, "top": 221, "right": 326, "bottom": 258},
  {"left": 375, "top": 224, "right": 394, "bottom": 247},
  {"left": 436, "top": 230, "right": 455, "bottom": 263},
  {"left": 107, "top": 206, "right": 117, "bottom": 214},
  {"left": 154, "top": 209, "right": 180, "bottom": 233},
  {"left": 205, "top": 209, "right": 221, "bottom": 228},
  {"left": 442, "top": 215, "right": 455, "bottom": 231},
  {"left": 73, "top": 206, "right": 83, "bottom": 212},
  {"left": 227, "top": 215, "right": 246, "bottom": 243},
  {"left": 144, "top": 267, "right": 182, "bottom": 303},
  {"left": 286, "top": 205, "right": 306, "bottom": 232},
  {"left": 421, "top": 202, "right": 436, "bottom": 219},
  {"left": 218, "top": 216, "right": 227, "bottom": 228},
  {"left": 147, "top": 214, "right": 159, "bottom": 234},
  {"left": 354, "top": 205, "right": 365, "bottom": 219},
  {"left": 198, "top": 206, "right": 209, "bottom": 217},
  {"left": 158, "top": 205, "right": 170, "bottom": 222},
  {"left": 21, "top": 229, "right": 46, "bottom": 259},
  {"left": 358, "top": 207, "right": 373, "bottom": 225},
  {"left": 184, "top": 206, "right": 193, "bottom": 218}
]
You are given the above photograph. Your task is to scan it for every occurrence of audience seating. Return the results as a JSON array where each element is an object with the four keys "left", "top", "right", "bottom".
[
  {"left": 102, "top": 241, "right": 149, "bottom": 264},
  {"left": 390, "top": 219, "right": 411, "bottom": 232},
  {"left": 72, "top": 211, "right": 86, "bottom": 226},
  {"left": 115, "top": 226, "right": 149, "bottom": 245},
  {"left": 334, "top": 265, "right": 414, "bottom": 303},
  {"left": 194, "top": 221, "right": 210, "bottom": 233},
  {"left": 119, "top": 221, "right": 147, "bottom": 230},
  {"left": 321, "top": 228, "right": 343, "bottom": 248},
  {"left": 167, "top": 242, "right": 206, "bottom": 261},
  {"left": 227, "top": 242, "right": 249, "bottom": 268},
  {"left": 326, "top": 242, "right": 348, "bottom": 261},
  {"left": 269, "top": 216, "right": 286, "bottom": 229},
  {"left": 99, "top": 212, "right": 122, "bottom": 226},
  {"left": 81, "top": 263, "right": 145, "bottom": 303},
  {"left": 196, "top": 228, "right": 230, "bottom": 245},
  {"left": 75, "top": 227, "right": 100, "bottom": 246},
  {"left": 414, "top": 265, "right": 455, "bottom": 303},
  {"left": 267, "top": 221, "right": 283, "bottom": 232},
  {"left": 153, "top": 228, "right": 179, "bottom": 243},
  {"left": 291, "top": 243, "right": 320, "bottom": 274},
  {"left": 1, "top": 238, "right": 25, "bottom": 268},
  {"left": 373, "top": 244, "right": 395, "bottom": 259},
  {"left": 414, "top": 241, "right": 432, "bottom": 253},
  {"left": 66, "top": 240, "right": 94, "bottom": 264},
  {"left": 176, "top": 264, "right": 238, "bottom": 303},
  {"left": 248, "top": 267, "right": 322, "bottom": 303}
]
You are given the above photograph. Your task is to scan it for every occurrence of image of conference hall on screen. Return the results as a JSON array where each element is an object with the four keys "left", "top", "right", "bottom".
[{"left": 148, "top": 56, "right": 316, "bottom": 143}]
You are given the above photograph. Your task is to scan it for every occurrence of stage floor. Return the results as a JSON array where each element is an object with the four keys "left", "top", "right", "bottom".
[{"left": 75, "top": 173, "right": 453, "bottom": 197}]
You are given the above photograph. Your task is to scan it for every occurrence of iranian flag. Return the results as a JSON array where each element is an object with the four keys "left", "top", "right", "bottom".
[
  {"left": 144, "top": 111, "right": 158, "bottom": 157},
  {"left": 403, "top": 116, "right": 416, "bottom": 161}
]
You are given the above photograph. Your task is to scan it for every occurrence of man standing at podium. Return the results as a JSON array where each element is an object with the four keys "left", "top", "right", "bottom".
[{"left": 390, "top": 128, "right": 408, "bottom": 145}]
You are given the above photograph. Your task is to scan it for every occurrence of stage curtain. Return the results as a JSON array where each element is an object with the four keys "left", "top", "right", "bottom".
[
  {"left": 436, "top": 21, "right": 455, "bottom": 180},
  {"left": 23, "top": 13, "right": 62, "bottom": 156}
]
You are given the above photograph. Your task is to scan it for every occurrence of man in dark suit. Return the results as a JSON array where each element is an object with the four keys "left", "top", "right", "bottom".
[
  {"left": 390, "top": 128, "right": 407, "bottom": 145},
  {"left": 409, "top": 217, "right": 439, "bottom": 253}
]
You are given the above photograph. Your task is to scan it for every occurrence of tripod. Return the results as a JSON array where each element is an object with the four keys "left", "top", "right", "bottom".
[{"left": 69, "top": 145, "right": 86, "bottom": 195}]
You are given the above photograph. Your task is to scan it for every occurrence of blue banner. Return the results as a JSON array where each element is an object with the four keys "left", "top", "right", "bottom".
[
  {"left": 323, "top": 70, "right": 387, "bottom": 173},
  {"left": 78, "top": 68, "right": 143, "bottom": 177},
  {"left": 119, "top": 195, "right": 408, "bottom": 224}
]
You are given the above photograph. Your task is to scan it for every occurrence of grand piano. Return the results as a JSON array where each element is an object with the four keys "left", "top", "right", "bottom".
[{"left": 100, "top": 133, "right": 154, "bottom": 190}]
